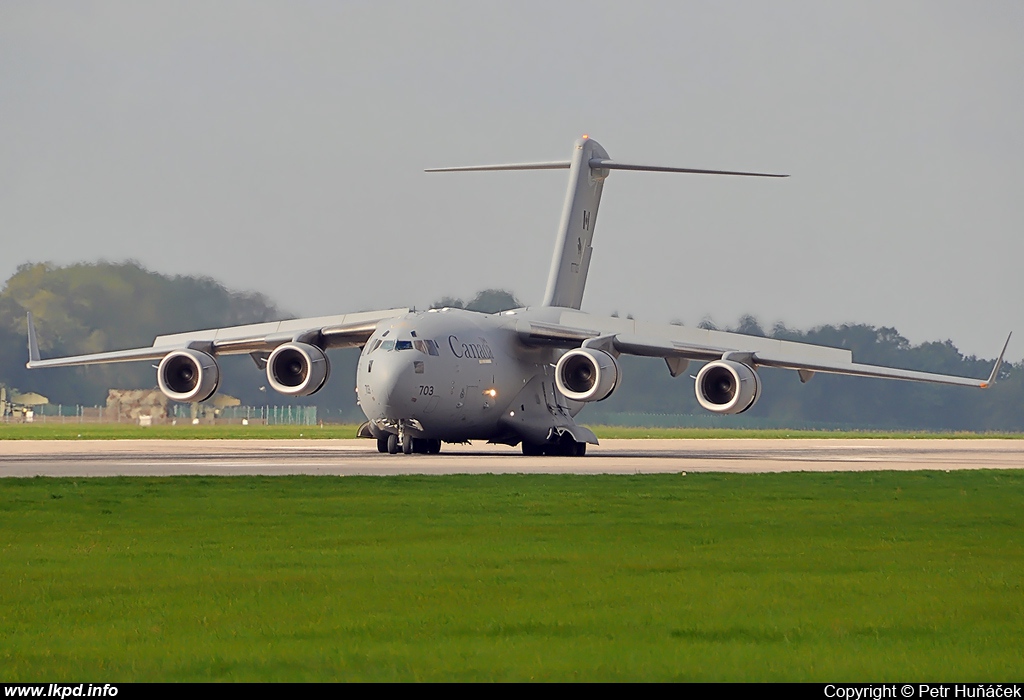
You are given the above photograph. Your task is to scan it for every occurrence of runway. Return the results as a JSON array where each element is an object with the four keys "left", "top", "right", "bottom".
[{"left": 1, "top": 438, "right": 1023, "bottom": 477}]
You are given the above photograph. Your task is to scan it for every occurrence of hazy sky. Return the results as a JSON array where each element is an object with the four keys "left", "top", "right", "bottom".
[{"left": 3, "top": 2, "right": 1021, "bottom": 360}]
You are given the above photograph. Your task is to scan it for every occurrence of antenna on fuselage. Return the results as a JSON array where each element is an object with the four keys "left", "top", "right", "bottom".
[{"left": 426, "top": 136, "right": 787, "bottom": 310}]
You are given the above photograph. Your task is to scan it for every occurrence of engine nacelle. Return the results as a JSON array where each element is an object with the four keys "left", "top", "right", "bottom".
[
  {"left": 555, "top": 348, "right": 621, "bottom": 402},
  {"left": 267, "top": 342, "right": 330, "bottom": 396},
  {"left": 695, "top": 359, "right": 762, "bottom": 414},
  {"left": 157, "top": 349, "right": 220, "bottom": 403}
]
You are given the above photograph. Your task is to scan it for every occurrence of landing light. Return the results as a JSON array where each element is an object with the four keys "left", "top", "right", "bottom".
[{"left": 485, "top": 388, "right": 497, "bottom": 397}]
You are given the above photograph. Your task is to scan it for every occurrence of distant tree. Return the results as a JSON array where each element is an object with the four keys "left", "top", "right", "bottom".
[
  {"left": 697, "top": 315, "right": 718, "bottom": 331},
  {"left": 429, "top": 295, "right": 465, "bottom": 309},
  {"left": 465, "top": 289, "right": 522, "bottom": 314},
  {"left": 428, "top": 289, "right": 521, "bottom": 314},
  {"left": 0, "top": 261, "right": 286, "bottom": 405},
  {"left": 734, "top": 314, "right": 766, "bottom": 337}
]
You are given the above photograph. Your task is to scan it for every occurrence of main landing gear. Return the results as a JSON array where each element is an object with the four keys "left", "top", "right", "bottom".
[
  {"left": 521, "top": 434, "right": 587, "bottom": 457},
  {"left": 375, "top": 433, "right": 586, "bottom": 456},
  {"left": 377, "top": 434, "right": 442, "bottom": 455}
]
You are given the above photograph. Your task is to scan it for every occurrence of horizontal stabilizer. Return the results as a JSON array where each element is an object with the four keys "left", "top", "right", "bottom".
[
  {"left": 425, "top": 161, "right": 570, "bottom": 173},
  {"left": 589, "top": 159, "right": 787, "bottom": 178},
  {"left": 428, "top": 136, "right": 788, "bottom": 311}
]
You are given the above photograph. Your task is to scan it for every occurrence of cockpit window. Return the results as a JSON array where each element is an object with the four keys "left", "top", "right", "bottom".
[
  {"left": 413, "top": 339, "right": 438, "bottom": 355},
  {"left": 372, "top": 338, "right": 438, "bottom": 354}
]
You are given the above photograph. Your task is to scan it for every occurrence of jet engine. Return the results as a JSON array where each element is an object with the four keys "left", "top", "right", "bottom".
[
  {"left": 555, "top": 348, "right": 620, "bottom": 402},
  {"left": 157, "top": 349, "right": 220, "bottom": 403},
  {"left": 266, "top": 342, "right": 330, "bottom": 396},
  {"left": 694, "top": 359, "right": 762, "bottom": 414}
]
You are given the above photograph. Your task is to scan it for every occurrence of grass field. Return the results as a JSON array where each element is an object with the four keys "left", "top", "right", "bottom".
[
  {"left": 1, "top": 422, "right": 1021, "bottom": 440},
  {"left": 2, "top": 472, "right": 1023, "bottom": 681}
]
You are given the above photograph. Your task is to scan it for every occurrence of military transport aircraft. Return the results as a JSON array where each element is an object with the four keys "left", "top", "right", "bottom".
[{"left": 26, "top": 136, "right": 1010, "bottom": 456}]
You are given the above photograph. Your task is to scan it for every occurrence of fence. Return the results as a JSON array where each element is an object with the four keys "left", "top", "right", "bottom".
[
  {"left": 1, "top": 404, "right": 319, "bottom": 426},
  {"left": 175, "top": 404, "right": 318, "bottom": 426}
]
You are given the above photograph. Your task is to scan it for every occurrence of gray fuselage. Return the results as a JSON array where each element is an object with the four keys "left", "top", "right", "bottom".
[{"left": 356, "top": 308, "right": 584, "bottom": 445}]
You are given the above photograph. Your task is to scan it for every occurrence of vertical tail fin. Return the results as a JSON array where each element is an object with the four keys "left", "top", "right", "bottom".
[
  {"left": 425, "top": 136, "right": 610, "bottom": 310},
  {"left": 541, "top": 137, "right": 610, "bottom": 309},
  {"left": 541, "top": 136, "right": 787, "bottom": 309}
]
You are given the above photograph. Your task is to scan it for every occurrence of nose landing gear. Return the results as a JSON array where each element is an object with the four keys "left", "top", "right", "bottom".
[
  {"left": 386, "top": 433, "right": 401, "bottom": 454},
  {"left": 381, "top": 431, "right": 442, "bottom": 455}
]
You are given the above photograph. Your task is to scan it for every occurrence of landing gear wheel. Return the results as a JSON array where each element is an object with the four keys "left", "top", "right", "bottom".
[
  {"left": 386, "top": 433, "right": 400, "bottom": 454},
  {"left": 553, "top": 434, "right": 571, "bottom": 456},
  {"left": 376, "top": 436, "right": 389, "bottom": 453},
  {"left": 421, "top": 439, "right": 441, "bottom": 454},
  {"left": 522, "top": 441, "right": 544, "bottom": 456},
  {"left": 547, "top": 434, "right": 584, "bottom": 457},
  {"left": 402, "top": 435, "right": 414, "bottom": 454}
]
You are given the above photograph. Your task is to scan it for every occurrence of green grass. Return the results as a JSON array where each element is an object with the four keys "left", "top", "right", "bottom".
[
  {"left": 2, "top": 473, "right": 1023, "bottom": 681},
  {"left": 1, "top": 422, "right": 1021, "bottom": 440}
]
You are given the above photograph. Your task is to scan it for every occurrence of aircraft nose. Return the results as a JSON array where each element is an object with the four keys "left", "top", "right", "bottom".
[{"left": 371, "top": 351, "right": 418, "bottom": 414}]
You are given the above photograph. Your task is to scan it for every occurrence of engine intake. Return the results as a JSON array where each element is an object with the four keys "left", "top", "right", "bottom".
[
  {"left": 555, "top": 348, "right": 620, "bottom": 402},
  {"left": 267, "top": 342, "right": 330, "bottom": 396},
  {"left": 157, "top": 349, "right": 220, "bottom": 403},
  {"left": 695, "top": 359, "right": 762, "bottom": 414}
]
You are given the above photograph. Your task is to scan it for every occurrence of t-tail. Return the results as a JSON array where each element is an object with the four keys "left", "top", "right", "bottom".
[{"left": 427, "top": 136, "right": 787, "bottom": 309}]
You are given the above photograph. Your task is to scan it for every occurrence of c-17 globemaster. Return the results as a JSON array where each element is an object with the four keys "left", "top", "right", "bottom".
[{"left": 26, "top": 136, "right": 1011, "bottom": 455}]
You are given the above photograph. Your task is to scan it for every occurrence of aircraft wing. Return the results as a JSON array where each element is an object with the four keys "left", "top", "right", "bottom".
[
  {"left": 516, "top": 309, "right": 1010, "bottom": 389},
  {"left": 26, "top": 308, "right": 409, "bottom": 369}
]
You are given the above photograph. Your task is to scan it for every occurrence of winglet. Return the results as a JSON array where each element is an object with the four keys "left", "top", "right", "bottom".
[
  {"left": 980, "top": 332, "right": 1012, "bottom": 388},
  {"left": 26, "top": 312, "right": 40, "bottom": 366}
]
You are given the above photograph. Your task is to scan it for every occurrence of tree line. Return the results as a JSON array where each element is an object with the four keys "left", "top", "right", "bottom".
[{"left": 1, "top": 263, "right": 1018, "bottom": 430}]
